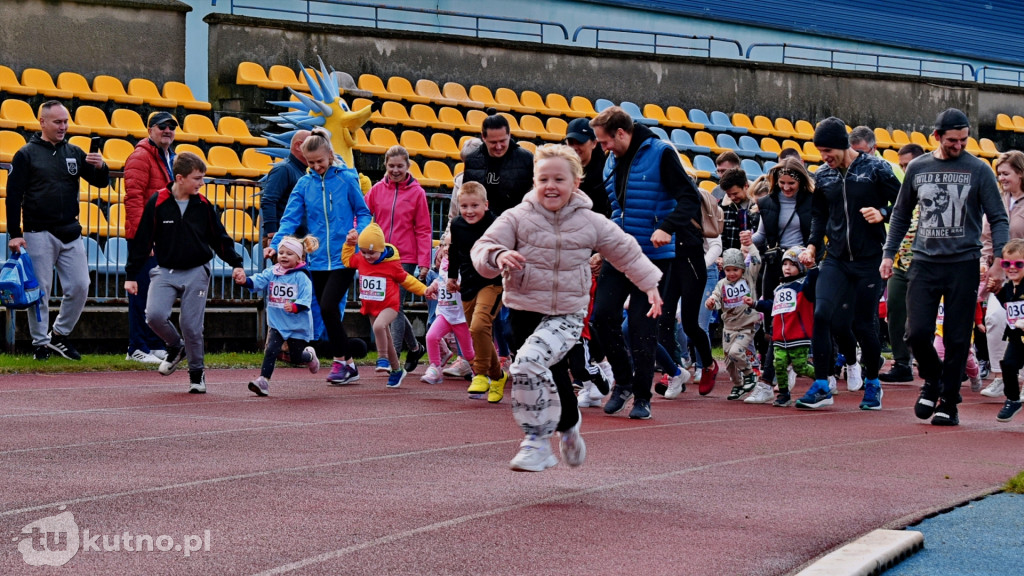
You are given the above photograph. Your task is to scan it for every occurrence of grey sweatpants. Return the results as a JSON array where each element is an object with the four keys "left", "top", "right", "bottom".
[
  {"left": 146, "top": 264, "right": 211, "bottom": 371},
  {"left": 23, "top": 231, "right": 90, "bottom": 346}
]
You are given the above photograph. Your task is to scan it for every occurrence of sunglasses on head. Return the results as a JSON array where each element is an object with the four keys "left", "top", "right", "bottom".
[
  {"left": 155, "top": 122, "right": 177, "bottom": 131},
  {"left": 1001, "top": 260, "right": 1024, "bottom": 270}
]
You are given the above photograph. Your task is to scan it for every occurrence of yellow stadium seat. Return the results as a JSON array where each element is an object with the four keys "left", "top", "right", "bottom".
[
  {"left": 752, "top": 116, "right": 780, "bottom": 137},
  {"left": 781, "top": 139, "right": 803, "bottom": 158},
  {"left": 772, "top": 118, "right": 796, "bottom": 139},
  {"left": 520, "top": 91, "right": 554, "bottom": 116},
  {"left": 369, "top": 127, "right": 400, "bottom": 150},
  {"left": 980, "top": 138, "right": 1001, "bottom": 158},
  {"left": 642, "top": 104, "right": 683, "bottom": 128},
  {"left": 546, "top": 93, "right": 586, "bottom": 118},
  {"left": 183, "top": 114, "right": 232, "bottom": 145},
  {"left": 570, "top": 96, "right": 598, "bottom": 118},
  {"left": 0, "top": 114, "right": 13, "bottom": 130},
  {"left": 881, "top": 149, "right": 899, "bottom": 164},
  {"left": 873, "top": 128, "right": 894, "bottom": 149},
  {"left": 414, "top": 79, "right": 457, "bottom": 106},
  {"left": 163, "top": 81, "right": 211, "bottom": 111},
  {"left": 966, "top": 137, "right": 985, "bottom": 157},
  {"left": 731, "top": 113, "right": 759, "bottom": 135},
  {"left": 65, "top": 117, "right": 91, "bottom": 136},
  {"left": 424, "top": 160, "right": 455, "bottom": 188},
  {"left": 231, "top": 181, "right": 262, "bottom": 210},
  {"left": 386, "top": 76, "right": 430, "bottom": 104},
  {"left": 409, "top": 160, "right": 440, "bottom": 188},
  {"left": 410, "top": 104, "right": 454, "bottom": 132},
  {"left": 996, "top": 113, "right": 1016, "bottom": 132},
  {"left": 208, "top": 146, "right": 262, "bottom": 178},
  {"left": 242, "top": 148, "right": 273, "bottom": 174},
  {"left": 498, "top": 113, "right": 534, "bottom": 140},
  {"left": 495, "top": 88, "right": 536, "bottom": 114},
  {"left": 128, "top": 78, "right": 176, "bottom": 108},
  {"left": 267, "top": 65, "right": 308, "bottom": 92},
  {"left": 79, "top": 201, "right": 111, "bottom": 237},
  {"left": 217, "top": 116, "right": 267, "bottom": 147},
  {"left": 520, "top": 115, "right": 559, "bottom": 141},
  {"left": 454, "top": 162, "right": 464, "bottom": 175},
  {"left": 110, "top": 108, "right": 149, "bottom": 139},
  {"left": 438, "top": 107, "right": 476, "bottom": 133},
  {"left": 429, "top": 133, "right": 461, "bottom": 160},
  {"left": 793, "top": 120, "right": 815, "bottom": 140},
  {"left": 220, "top": 209, "right": 259, "bottom": 242},
  {"left": 1013, "top": 116, "right": 1024, "bottom": 133},
  {"left": 469, "top": 85, "right": 510, "bottom": 112},
  {"left": 106, "top": 203, "right": 127, "bottom": 237},
  {"left": 92, "top": 75, "right": 143, "bottom": 105},
  {"left": 102, "top": 138, "right": 134, "bottom": 171},
  {"left": 699, "top": 179, "right": 716, "bottom": 193},
  {"left": 465, "top": 109, "right": 488, "bottom": 132},
  {"left": 760, "top": 137, "right": 782, "bottom": 156},
  {"left": 21, "top": 68, "right": 73, "bottom": 99},
  {"left": 0, "top": 99, "right": 40, "bottom": 131},
  {"left": 56, "top": 72, "right": 106, "bottom": 102},
  {"left": 910, "top": 131, "right": 934, "bottom": 150},
  {"left": 694, "top": 131, "right": 728, "bottom": 154},
  {"left": 891, "top": 129, "right": 910, "bottom": 147},
  {"left": 357, "top": 74, "right": 397, "bottom": 100},
  {"left": 517, "top": 140, "right": 537, "bottom": 154},
  {"left": 175, "top": 144, "right": 226, "bottom": 177},
  {"left": 75, "top": 105, "right": 128, "bottom": 138},
  {"left": 1, "top": 168, "right": 8, "bottom": 197},
  {"left": 0, "top": 65, "right": 36, "bottom": 96},
  {"left": 236, "top": 61, "right": 284, "bottom": 90},
  {"left": 69, "top": 136, "right": 93, "bottom": 157},
  {"left": 202, "top": 183, "right": 235, "bottom": 209},
  {"left": 665, "top": 106, "right": 703, "bottom": 129},
  {"left": 801, "top": 141, "right": 823, "bottom": 163},
  {"left": 0, "top": 201, "right": 6, "bottom": 232},
  {"left": 1, "top": 130, "right": 27, "bottom": 163},
  {"left": 442, "top": 81, "right": 484, "bottom": 109},
  {"left": 356, "top": 128, "right": 388, "bottom": 155},
  {"left": 400, "top": 130, "right": 446, "bottom": 159},
  {"left": 738, "top": 114, "right": 771, "bottom": 137},
  {"left": 678, "top": 154, "right": 710, "bottom": 179},
  {"left": 547, "top": 117, "right": 568, "bottom": 139},
  {"left": 380, "top": 101, "right": 426, "bottom": 128}
]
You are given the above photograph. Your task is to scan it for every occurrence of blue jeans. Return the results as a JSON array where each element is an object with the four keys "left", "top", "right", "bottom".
[
  {"left": 126, "top": 239, "right": 165, "bottom": 353},
  {"left": 696, "top": 264, "right": 718, "bottom": 368}
]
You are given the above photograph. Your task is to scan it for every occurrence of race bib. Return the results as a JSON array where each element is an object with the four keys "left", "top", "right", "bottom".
[
  {"left": 359, "top": 275, "right": 386, "bottom": 302},
  {"left": 936, "top": 302, "right": 944, "bottom": 327},
  {"left": 772, "top": 287, "right": 798, "bottom": 316},
  {"left": 267, "top": 281, "right": 297, "bottom": 309},
  {"left": 436, "top": 284, "right": 458, "bottom": 309},
  {"left": 722, "top": 279, "right": 750, "bottom": 309},
  {"left": 1006, "top": 301, "right": 1024, "bottom": 326}
]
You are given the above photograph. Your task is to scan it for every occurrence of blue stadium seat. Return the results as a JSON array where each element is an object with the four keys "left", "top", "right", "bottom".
[
  {"left": 252, "top": 244, "right": 270, "bottom": 273},
  {"left": 763, "top": 160, "right": 778, "bottom": 172},
  {"left": 649, "top": 126, "right": 671, "bottom": 141},
  {"left": 688, "top": 109, "right": 730, "bottom": 132},
  {"left": 0, "top": 233, "right": 8, "bottom": 261},
  {"left": 716, "top": 134, "right": 755, "bottom": 158},
  {"left": 620, "top": 101, "right": 659, "bottom": 126},
  {"left": 693, "top": 155, "right": 719, "bottom": 179},
  {"left": 739, "top": 135, "right": 777, "bottom": 160},
  {"left": 595, "top": 98, "right": 614, "bottom": 113},
  {"left": 104, "top": 237, "right": 129, "bottom": 276},
  {"left": 83, "top": 237, "right": 105, "bottom": 273},
  {"left": 670, "top": 129, "right": 711, "bottom": 154},
  {"left": 741, "top": 158, "right": 764, "bottom": 179},
  {"left": 710, "top": 111, "right": 748, "bottom": 135}
]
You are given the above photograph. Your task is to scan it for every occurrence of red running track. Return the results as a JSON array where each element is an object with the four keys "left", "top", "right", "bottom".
[{"left": 1, "top": 368, "right": 1022, "bottom": 575}]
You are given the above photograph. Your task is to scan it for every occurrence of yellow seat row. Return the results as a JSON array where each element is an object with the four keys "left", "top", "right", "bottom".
[{"left": 1, "top": 65, "right": 210, "bottom": 111}]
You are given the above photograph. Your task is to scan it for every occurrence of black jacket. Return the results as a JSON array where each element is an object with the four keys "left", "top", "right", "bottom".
[
  {"left": 127, "top": 186, "right": 242, "bottom": 277},
  {"left": 756, "top": 188, "right": 813, "bottom": 250},
  {"left": 6, "top": 133, "right": 109, "bottom": 238},
  {"left": 462, "top": 140, "right": 533, "bottom": 216},
  {"left": 448, "top": 212, "right": 502, "bottom": 301},
  {"left": 580, "top": 149, "right": 610, "bottom": 217}
]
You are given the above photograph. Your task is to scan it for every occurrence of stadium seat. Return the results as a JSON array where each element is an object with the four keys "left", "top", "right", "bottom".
[
  {"left": 0, "top": 130, "right": 27, "bottom": 163},
  {"left": 218, "top": 116, "right": 267, "bottom": 147},
  {"left": 570, "top": 96, "right": 599, "bottom": 118},
  {"left": 380, "top": 101, "right": 426, "bottom": 128},
  {"left": 793, "top": 120, "right": 815, "bottom": 140},
  {"left": 82, "top": 236, "right": 106, "bottom": 272},
  {"left": 520, "top": 91, "right": 553, "bottom": 116},
  {"left": 0, "top": 98, "right": 40, "bottom": 131},
  {"left": 711, "top": 111, "right": 747, "bottom": 134},
  {"left": 411, "top": 105, "right": 454, "bottom": 131},
  {"left": 740, "top": 158, "right": 764, "bottom": 179},
  {"left": 79, "top": 201, "right": 111, "bottom": 237},
  {"left": 520, "top": 115, "right": 560, "bottom": 141},
  {"left": 65, "top": 116, "right": 92, "bottom": 136},
  {"left": 414, "top": 79, "right": 457, "bottom": 106},
  {"left": 801, "top": 141, "right": 823, "bottom": 163},
  {"left": 0, "top": 65, "right": 36, "bottom": 96},
  {"left": 74, "top": 105, "right": 128, "bottom": 138},
  {"left": 678, "top": 154, "right": 707, "bottom": 179},
  {"left": 92, "top": 75, "right": 143, "bottom": 105},
  {"left": 69, "top": 136, "right": 94, "bottom": 161},
  {"left": 760, "top": 137, "right": 783, "bottom": 157},
  {"left": 882, "top": 149, "right": 900, "bottom": 164},
  {"left": 689, "top": 109, "right": 729, "bottom": 132},
  {"left": 401, "top": 130, "right": 446, "bottom": 159},
  {"left": 387, "top": 76, "right": 430, "bottom": 104},
  {"left": 57, "top": 72, "right": 107, "bottom": 102},
  {"left": 442, "top": 82, "right": 484, "bottom": 108},
  {"left": 873, "top": 128, "right": 894, "bottom": 149},
  {"left": 665, "top": 106, "right": 704, "bottom": 130},
  {"left": 891, "top": 129, "right": 911, "bottom": 147},
  {"left": 594, "top": 98, "right": 614, "bottom": 113},
  {"left": 21, "top": 68, "right": 73, "bottom": 99},
  {"left": 495, "top": 88, "right": 535, "bottom": 114},
  {"left": 546, "top": 93, "right": 586, "bottom": 118},
  {"left": 910, "top": 130, "right": 935, "bottom": 150},
  {"left": 110, "top": 108, "right": 149, "bottom": 139},
  {"left": 202, "top": 183, "right": 233, "bottom": 210},
  {"left": 498, "top": 113, "right": 534, "bottom": 140},
  {"left": 670, "top": 129, "right": 711, "bottom": 155},
  {"left": 695, "top": 131, "right": 728, "bottom": 154},
  {"left": 621, "top": 101, "right": 658, "bottom": 126},
  {"left": 752, "top": 115, "right": 780, "bottom": 137},
  {"left": 163, "top": 81, "right": 211, "bottom": 111},
  {"left": 102, "top": 138, "right": 134, "bottom": 170},
  {"left": 517, "top": 141, "right": 536, "bottom": 154},
  {"left": 733, "top": 113, "right": 769, "bottom": 136},
  {"left": 356, "top": 74, "right": 394, "bottom": 100},
  {"left": 739, "top": 135, "right": 776, "bottom": 160},
  {"left": 0, "top": 168, "right": 8, "bottom": 197},
  {"left": 175, "top": 144, "right": 226, "bottom": 176},
  {"left": 0, "top": 204, "right": 6, "bottom": 233},
  {"left": 424, "top": 160, "right": 455, "bottom": 188},
  {"left": 356, "top": 128, "right": 387, "bottom": 155},
  {"left": 1013, "top": 115, "right": 1024, "bottom": 133},
  {"left": 236, "top": 61, "right": 284, "bottom": 90},
  {"left": 241, "top": 148, "right": 273, "bottom": 174},
  {"left": 980, "top": 138, "right": 1001, "bottom": 158},
  {"left": 438, "top": 107, "right": 477, "bottom": 133},
  {"left": 996, "top": 113, "right": 1016, "bottom": 132},
  {"left": 128, "top": 78, "right": 176, "bottom": 108},
  {"left": 209, "top": 146, "right": 262, "bottom": 178},
  {"left": 79, "top": 175, "right": 122, "bottom": 204},
  {"left": 650, "top": 126, "right": 671, "bottom": 142},
  {"left": 183, "top": 114, "right": 232, "bottom": 145},
  {"left": 465, "top": 109, "right": 488, "bottom": 132},
  {"left": 772, "top": 118, "right": 796, "bottom": 139},
  {"left": 643, "top": 104, "right": 683, "bottom": 128},
  {"left": 546, "top": 117, "right": 568, "bottom": 139},
  {"left": 105, "top": 236, "right": 129, "bottom": 271},
  {"left": 267, "top": 65, "right": 308, "bottom": 92},
  {"left": 781, "top": 139, "right": 804, "bottom": 160},
  {"left": 369, "top": 127, "right": 400, "bottom": 150},
  {"left": 429, "top": 132, "right": 462, "bottom": 160},
  {"left": 699, "top": 179, "right": 716, "bottom": 193},
  {"left": 221, "top": 209, "right": 259, "bottom": 243},
  {"left": 693, "top": 155, "right": 718, "bottom": 179},
  {"left": 468, "top": 85, "right": 510, "bottom": 112},
  {"left": 106, "top": 204, "right": 127, "bottom": 238},
  {"left": 0, "top": 113, "right": 13, "bottom": 130},
  {"left": 409, "top": 160, "right": 440, "bottom": 188},
  {"left": 717, "top": 133, "right": 753, "bottom": 158}
]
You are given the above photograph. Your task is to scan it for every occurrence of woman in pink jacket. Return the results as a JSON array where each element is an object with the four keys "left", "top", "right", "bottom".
[
  {"left": 365, "top": 145, "right": 433, "bottom": 371},
  {"left": 472, "top": 144, "right": 663, "bottom": 472}
]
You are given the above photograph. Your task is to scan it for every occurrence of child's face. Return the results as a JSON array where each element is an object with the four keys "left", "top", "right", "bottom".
[
  {"left": 782, "top": 260, "right": 800, "bottom": 278},
  {"left": 277, "top": 245, "right": 302, "bottom": 269},
  {"left": 304, "top": 148, "right": 333, "bottom": 176},
  {"left": 175, "top": 170, "right": 205, "bottom": 195},
  {"left": 386, "top": 156, "right": 410, "bottom": 183},
  {"left": 361, "top": 247, "right": 382, "bottom": 262},
  {"left": 534, "top": 157, "right": 579, "bottom": 212},
  {"left": 1003, "top": 251, "right": 1024, "bottom": 283},
  {"left": 724, "top": 265, "right": 744, "bottom": 283},
  {"left": 458, "top": 193, "right": 487, "bottom": 224}
]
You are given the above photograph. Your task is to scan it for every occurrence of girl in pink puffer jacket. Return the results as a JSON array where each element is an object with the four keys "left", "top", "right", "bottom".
[{"left": 472, "top": 144, "right": 663, "bottom": 472}]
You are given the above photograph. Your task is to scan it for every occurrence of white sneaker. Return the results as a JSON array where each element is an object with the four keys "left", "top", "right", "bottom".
[
  {"left": 828, "top": 375, "right": 838, "bottom": 394},
  {"left": 846, "top": 363, "right": 863, "bottom": 392},
  {"left": 559, "top": 411, "right": 586, "bottom": 467},
  {"left": 744, "top": 380, "right": 774, "bottom": 404},
  {"left": 597, "top": 360, "right": 615, "bottom": 388},
  {"left": 188, "top": 373, "right": 206, "bottom": 394},
  {"left": 150, "top": 349, "right": 168, "bottom": 360},
  {"left": 664, "top": 366, "right": 691, "bottom": 399},
  {"left": 981, "top": 377, "right": 1004, "bottom": 398},
  {"left": 126, "top": 349, "right": 161, "bottom": 364},
  {"left": 787, "top": 366, "right": 797, "bottom": 391},
  {"left": 577, "top": 381, "right": 600, "bottom": 408},
  {"left": 420, "top": 364, "right": 444, "bottom": 385},
  {"left": 510, "top": 437, "right": 557, "bottom": 472},
  {"left": 443, "top": 357, "right": 472, "bottom": 377},
  {"left": 305, "top": 346, "right": 320, "bottom": 374},
  {"left": 248, "top": 375, "right": 269, "bottom": 396}
]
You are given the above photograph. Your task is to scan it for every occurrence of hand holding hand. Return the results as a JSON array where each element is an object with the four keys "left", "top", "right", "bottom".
[
  {"left": 739, "top": 230, "right": 753, "bottom": 247},
  {"left": 705, "top": 296, "right": 715, "bottom": 310},
  {"left": 799, "top": 246, "right": 816, "bottom": 268},
  {"left": 879, "top": 258, "right": 894, "bottom": 280},
  {"left": 232, "top": 268, "right": 246, "bottom": 285},
  {"left": 446, "top": 278, "right": 460, "bottom": 293}
]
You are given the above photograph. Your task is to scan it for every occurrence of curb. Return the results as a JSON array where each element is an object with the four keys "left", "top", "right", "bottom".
[{"left": 796, "top": 529, "right": 924, "bottom": 576}]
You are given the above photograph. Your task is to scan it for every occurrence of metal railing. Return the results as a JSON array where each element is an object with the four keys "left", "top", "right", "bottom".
[
  {"left": 745, "top": 43, "right": 976, "bottom": 82},
  {"left": 573, "top": 26, "right": 742, "bottom": 58},
  {"left": 975, "top": 65, "right": 1024, "bottom": 88}
]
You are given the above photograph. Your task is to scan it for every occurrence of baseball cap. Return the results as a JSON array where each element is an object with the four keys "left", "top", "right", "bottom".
[
  {"left": 565, "top": 118, "right": 595, "bottom": 143},
  {"left": 934, "top": 108, "right": 970, "bottom": 132},
  {"left": 147, "top": 111, "right": 178, "bottom": 128}
]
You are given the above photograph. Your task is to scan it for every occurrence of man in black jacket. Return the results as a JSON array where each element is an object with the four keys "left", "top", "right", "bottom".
[
  {"left": 462, "top": 112, "right": 533, "bottom": 216},
  {"left": 6, "top": 100, "right": 109, "bottom": 360},
  {"left": 565, "top": 117, "right": 609, "bottom": 217}
]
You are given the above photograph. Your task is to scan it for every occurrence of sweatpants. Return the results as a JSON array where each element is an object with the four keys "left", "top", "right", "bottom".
[
  {"left": 311, "top": 269, "right": 354, "bottom": 359},
  {"left": 426, "top": 316, "right": 474, "bottom": 367},
  {"left": 23, "top": 231, "right": 90, "bottom": 346},
  {"left": 261, "top": 328, "right": 312, "bottom": 379},
  {"left": 905, "top": 259, "right": 979, "bottom": 405},
  {"left": 146, "top": 264, "right": 210, "bottom": 371},
  {"left": 774, "top": 345, "right": 814, "bottom": 391},
  {"left": 723, "top": 328, "right": 756, "bottom": 385},
  {"left": 566, "top": 338, "right": 606, "bottom": 388},
  {"left": 126, "top": 239, "right": 164, "bottom": 354},
  {"left": 886, "top": 266, "right": 912, "bottom": 367},
  {"left": 811, "top": 257, "right": 884, "bottom": 381},
  {"left": 509, "top": 308, "right": 584, "bottom": 439},
  {"left": 390, "top": 262, "right": 420, "bottom": 355},
  {"left": 462, "top": 285, "right": 503, "bottom": 379}
]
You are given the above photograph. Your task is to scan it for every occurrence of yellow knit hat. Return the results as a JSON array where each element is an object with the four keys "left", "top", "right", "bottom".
[{"left": 358, "top": 222, "right": 386, "bottom": 252}]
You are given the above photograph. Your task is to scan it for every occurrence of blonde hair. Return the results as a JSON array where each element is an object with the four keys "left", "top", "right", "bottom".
[
  {"left": 300, "top": 127, "right": 334, "bottom": 158},
  {"left": 458, "top": 181, "right": 488, "bottom": 202},
  {"left": 278, "top": 235, "right": 320, "bottom": 260},
  {"left": 534, "top": 143, "right": 583, "bottom": 180},
  {"left": 384, "top": 145, "right": 410, "bottom": 165},
  {"left": 1004, "top": 238, "right": 1024, "bottom": 259}
]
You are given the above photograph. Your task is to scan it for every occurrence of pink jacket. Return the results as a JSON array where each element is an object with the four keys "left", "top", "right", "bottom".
[
  {"left": 472, "top": 189, "right": 662, "bottom": 315},
  {"left": 365, "top": 175, "right": 432, "bottom": 267}
]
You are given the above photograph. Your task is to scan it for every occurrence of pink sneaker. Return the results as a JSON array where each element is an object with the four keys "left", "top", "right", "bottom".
[
  {"left": 420, "top": 364, "right": 444, "bottom": 385},
  {"left": 305, "top": 346, "right": 320, "bottom": 374}
]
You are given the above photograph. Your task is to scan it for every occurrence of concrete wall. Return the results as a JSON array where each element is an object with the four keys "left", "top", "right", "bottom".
[
  {"left": 205, "top": 13, "right": 1024, "bottom": 135},
  {"left": 2, "top": 0, "right": 190, "bottom": 85}
]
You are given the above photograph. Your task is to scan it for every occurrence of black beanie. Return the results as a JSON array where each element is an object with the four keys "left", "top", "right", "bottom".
[{"left": 813, "top": 117, "right": 849, "bottom": 150}]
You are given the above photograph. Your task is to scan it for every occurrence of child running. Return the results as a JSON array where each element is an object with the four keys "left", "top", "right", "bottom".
[
  {"left": 343, "top": 223, "right": 436, "bottom": 388},
  {"left": 238, "top": 235, "right": 321, "bottom": 396},
  {"left": 421, "top": 249, "right": 474, "bottom": 385},
  {"left": 705, "top": 245, "right": 762, "bottom": 401},
  {"left": 472, "top": 144, "right": 663, "bottom": 472},
  {"left": 990, "top": 238, "right": 1024, "bottom": 423}
]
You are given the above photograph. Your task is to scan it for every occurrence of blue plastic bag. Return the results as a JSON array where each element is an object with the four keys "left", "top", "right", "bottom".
[{"left": 0, "top": 251, "right": 43, "bottom": 321}]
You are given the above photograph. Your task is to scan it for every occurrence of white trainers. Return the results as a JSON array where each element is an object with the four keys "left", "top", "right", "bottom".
[
  {"left": 828, "top": 375, "right": 838, "bottom": 395},
  {"left": 846, "top": 363, "right": 863, "bottom": 392},
  {"left": 577, "top": 381, "right": 600, "bottom": 407},
  {"left": 596, "top": 360, "right": 615, "bottom": 388},
  {"left": 420, "top": 364, "right": 444, "bottom": 385},
  {"left": 559, "top": 413, "right": 586, "bottom": 468},
  {"left": 664, "top": 366, "right": 691, "bottom": 399},
  {"left": 188, "top": 373, "right": 206, "bottom": 394},
  {"left": 787, "top": 366, "right": 797, "bottom": 391},
  {"left": 248, "top": 375, "right": 269, "bottom": 396},
  {"left": 744, "top": 380, "right": 774, "bottom": 404},
  {"left": 510, "top": 437, "right": 558, "bottom": 472},
  {"left": 443, "top": 357, "right": 472, "bottom": 377},
  {"left": 304, "top": 346, "right": 320, "bottom": 374},
  {"left": 980, "top": 377, "right": 1004, "bottom": 398},
  {"left": 126, "top": 349, "right": 161, "bottom": 364},
  {"left": 150, "top": 349, "right": 168, "bottom": 360}
]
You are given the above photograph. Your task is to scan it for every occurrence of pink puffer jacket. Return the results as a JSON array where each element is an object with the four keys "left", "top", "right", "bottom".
[{"left": 472, "top": 189, "right": 662, "bottom": 315}]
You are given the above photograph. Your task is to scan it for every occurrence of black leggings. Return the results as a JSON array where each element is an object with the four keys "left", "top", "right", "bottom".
[
  {"left": 312, "top": 269, "right": 355, "bottom": 359},
  {"left": 661, "top": 245, "right": 713, "bottom": 368},
  {"left": 811, "top": 258, "right": 883, "bottom": 380},
  {"left": 261, "top": 328, "right": 311, "bottom": 379}
]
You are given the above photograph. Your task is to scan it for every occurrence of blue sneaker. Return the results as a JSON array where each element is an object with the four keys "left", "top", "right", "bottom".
[
  {"left": 795, "top": 380, "right": 833, "bottom": 410},
  {"left": 387, "top": 369, "right": 406, "bottom": 388},
  {"left": 375, "top": 359, "right": 391, "bottom": 373},
  {"left": 603, "top": 385, "right": 634, "bottom": 415},
  {"left": 860, "top": 379, "right": 883, "bottom": 410},
  {"left": 628, "top": 398, "right": 652, "bottom": 420}
]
